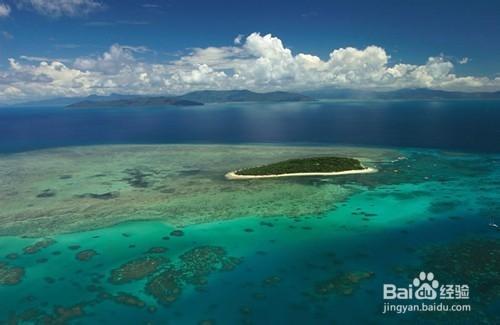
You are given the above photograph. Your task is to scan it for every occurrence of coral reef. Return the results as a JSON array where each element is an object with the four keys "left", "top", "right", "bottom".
[
  {"left": 75, "top": 249, "right": 98, "bottom": 261},
  {"left": 145, "top": 247, "right": 168, "bottom": 254},
  {"left": 145, "top": 246, "right": 243, "bottom": 305},
  {"left": 0, "top": 262, "right": 24, "bottom": 285},
  {"left": 36, "top": 189, "right": 56, "bottom": 198},
  {"left": 314, "top": 271, "right": 375, "bottom": 296},
  {"left": 23, "top": 238, "right": 56, "bottom": 254},
  {"left": 109, "top": 256, "right": 168, "bottom": 284},
  {"left": 145, "top": 267, "right": 183, "bottom": 305},
  {"left": 112, "top": 292, "right": 146, "bottom": 308},
  {"left": 170, "top": 230, "right": 184, "bottom": 237},
  {"left": 420, "top": 238, "right": 499, "bottom": 304}
]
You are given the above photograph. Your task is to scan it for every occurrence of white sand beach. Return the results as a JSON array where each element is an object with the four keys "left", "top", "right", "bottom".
[{"left": 225, "top": 167, "right": 378, "bottom": 180}]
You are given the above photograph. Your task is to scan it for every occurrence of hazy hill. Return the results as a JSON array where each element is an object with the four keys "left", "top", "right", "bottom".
[
  {"left": 177, "top": 90, "right": 313, "bottom": 103},
  {"left": 303, "top": 88, "right": 500, "bottom": 100},
  {"left": 67, "top": 97, "right": 203, "bottom": 108},
  {"left": 7, "top": 88, "right": 500, "bottom": 108}
]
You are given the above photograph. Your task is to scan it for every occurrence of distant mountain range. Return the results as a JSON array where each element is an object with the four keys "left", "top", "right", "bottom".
[
  {"left": 303, "top": 88, "right": 500, "bottom": 100},
  {"left": 68, "top": 97, "right": 203, "bottom": 108},
  {"left": 11, "top": 94, "right": 138, "bottom": 107},
  {"left": 7, "top": 88, "right": 500, "bottom": 108},
  {"left": 66, "top": 90, "right": 313, "bottom": 108},
  {"left": 176, "top": 90, "right": 313, "bottom": 103},
  {"left": 8, "top": 90, "right": 311, "bottom": 108}
]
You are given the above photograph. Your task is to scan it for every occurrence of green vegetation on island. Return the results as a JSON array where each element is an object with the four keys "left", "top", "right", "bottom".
[{"left": 235, "top": 157, "right": 364, "bottom": 176}]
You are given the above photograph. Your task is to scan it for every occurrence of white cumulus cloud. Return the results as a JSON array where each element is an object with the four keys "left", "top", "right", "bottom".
[
  {"left": 1, "top": 33, "right": 499, "bottom": 103},
  {"left": 0, "top": 3, "right": 10, "bottom": 17}
]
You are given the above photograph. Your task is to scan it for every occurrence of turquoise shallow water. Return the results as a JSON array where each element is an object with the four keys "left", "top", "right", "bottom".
[{"left": 0, "top": 146, "right": 499, "bottom": 324}]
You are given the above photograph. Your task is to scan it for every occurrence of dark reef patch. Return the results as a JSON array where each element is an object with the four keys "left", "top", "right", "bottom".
[
  {"left": 122, "top": 168, "right": 153, "bottom": 188},
  {"left": 313, "top": 271, "right": 375, "bottom": 296},
  {"left": 0, "top": 262, "right": 24, "bottom": 285},
  {"left": 414, "top": 238, "right": 500, "bottom": 323},
  {"left": 262, "top": 275, "right": 281, "bottom": 286},
  {"left": 76, "top": 249, "right": 98, "bottom": 262},
  {"left": 76, "top": 192, "right": 119, "bottom": 200},
  {"left": 145, "top": 267, "right": 183, "bottom": 305},
  {"left": 109, "top": 256, "right": 168, "bottom": 285},
  {"left": 36, "top": 189, "right": 56, "bottom": 198},
  {"left": 42, "top": 303, "right": 87, "bottom": 324},
  {"left": 420, "top": 238, "right": 499, "bottom": 304},
  {"left": 428, "top": 200, "right": 460, "bottom": 214},
  {"left": 179, "top": 246, "right": 243, "bottom": 283},
  {"left": 44, "top": 276, "right": 55, "bottom": 284},
  {"left": 5, "top": 253, "right": 19, "bottom": 260},
  {"left": 170, "top": 230, "right": 184, "bottom": 237},
  {"left": 145, "top": 247, "right": 168, "bottom": 254},
  {"left": 112, "top": 292, "right": 146, "bottom": 308},
  {"left": 146, "top": 246, "right": 242, "bottom": 305},
  {"left": 23, "top": 238, "right": 56, "bottom": 254},
  {"left": 259, "top": 221, "right": 274, "bottom": 227}
]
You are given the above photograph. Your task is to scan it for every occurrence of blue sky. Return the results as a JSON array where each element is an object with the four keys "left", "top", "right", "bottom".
[{"left": 0, "top": 0, "right": 499, "bottom": 102}]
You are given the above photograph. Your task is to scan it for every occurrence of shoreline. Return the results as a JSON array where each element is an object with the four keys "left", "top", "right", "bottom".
[{"left": 225, "top": 167, "right": 378, "bottom": 180}]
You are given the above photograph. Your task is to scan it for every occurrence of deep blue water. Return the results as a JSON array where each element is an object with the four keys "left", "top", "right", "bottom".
[{"left": 1, "top": 99, "right": 499, "bottom": 153}]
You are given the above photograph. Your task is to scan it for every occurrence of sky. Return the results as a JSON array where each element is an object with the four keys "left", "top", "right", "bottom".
[{"left": 0, "top": 0, "right": 499, "bottom": 103}]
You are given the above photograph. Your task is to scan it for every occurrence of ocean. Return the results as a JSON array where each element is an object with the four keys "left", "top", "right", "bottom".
[
  {"left": 0, "top": 100, "right": 498, "bottom": 324},
  {"left": 1, "top": 99, "right": 499, "bottom": 153}
]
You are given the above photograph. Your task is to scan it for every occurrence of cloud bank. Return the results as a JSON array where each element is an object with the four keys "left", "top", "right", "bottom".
[
  {"left": 16, "top": 0, "right": 103, "bottom": 17},
  {"left": 1, "top": 33, "right": 499, "bottom": 103}
]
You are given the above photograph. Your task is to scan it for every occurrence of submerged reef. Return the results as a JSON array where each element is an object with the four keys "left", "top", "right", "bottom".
[
  {"left": 262, "top": 275, "right": 281, "bottom": 286},
  {"left": 314, "top": 271, "right": 375, "bottom": 296},
  {"left": 36, "top": 189, "right": 56, "bottom": 198},
  {"left": 414, "top": 237, "right": 500, "bottom": 324},
  {"left": 145, "top": 247, "right": 168, "bottom": 254},
  {"left": 6, "top": 303, "right": 87, "bottom": 324},
  {"left": 145, "top": 267, "right": 184, "bottom": 305},
  {"left": 122, "top": 168, "right": 154, "bottom": 188},
  {"left": 109, "top": 256, "right": 168, "bottom": 284},
  {"left": 111, "top": 292, "right": 146, "bottom": 308},
  {"left": 420, "top": 238, "right": 499, "bottom": 304},
  {"left": 145, "top": 245, "right": 243, "bottom": 305},
  {"left": 23, "top": 238, "right": 56, "bottom": 254},
  {"left": 170, "top": 230, "right": 184, "bottom": 237},
  {"left": 0, "top": 144, "right": 397, "bottom": 236},
  {"left": 0, "top": 262, "right": 24, "bottom": 285},
  {"left": 76, "top": 192, "right": 119, "bottom": 200},
  {"left": 179, "top": 246, "right": 243, "bottom": 283},
  {"left": 75, "top": 249, "right": 98, "bottom": 261}
]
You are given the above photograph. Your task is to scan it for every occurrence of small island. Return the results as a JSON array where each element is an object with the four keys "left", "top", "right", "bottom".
[{"left": 226, "top": 157, "right": 377, "bottom": 180}]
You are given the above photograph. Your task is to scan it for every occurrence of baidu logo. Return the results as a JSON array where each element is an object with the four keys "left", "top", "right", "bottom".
[
  {"left": 383, "top": 271, "right": 469, "bottom": 301},
  {"left": 382, "top": 271, "right": 471, "bottom": 315},
  {"left": 413, "top": 272, "right": 439, "bottom": 300}
]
